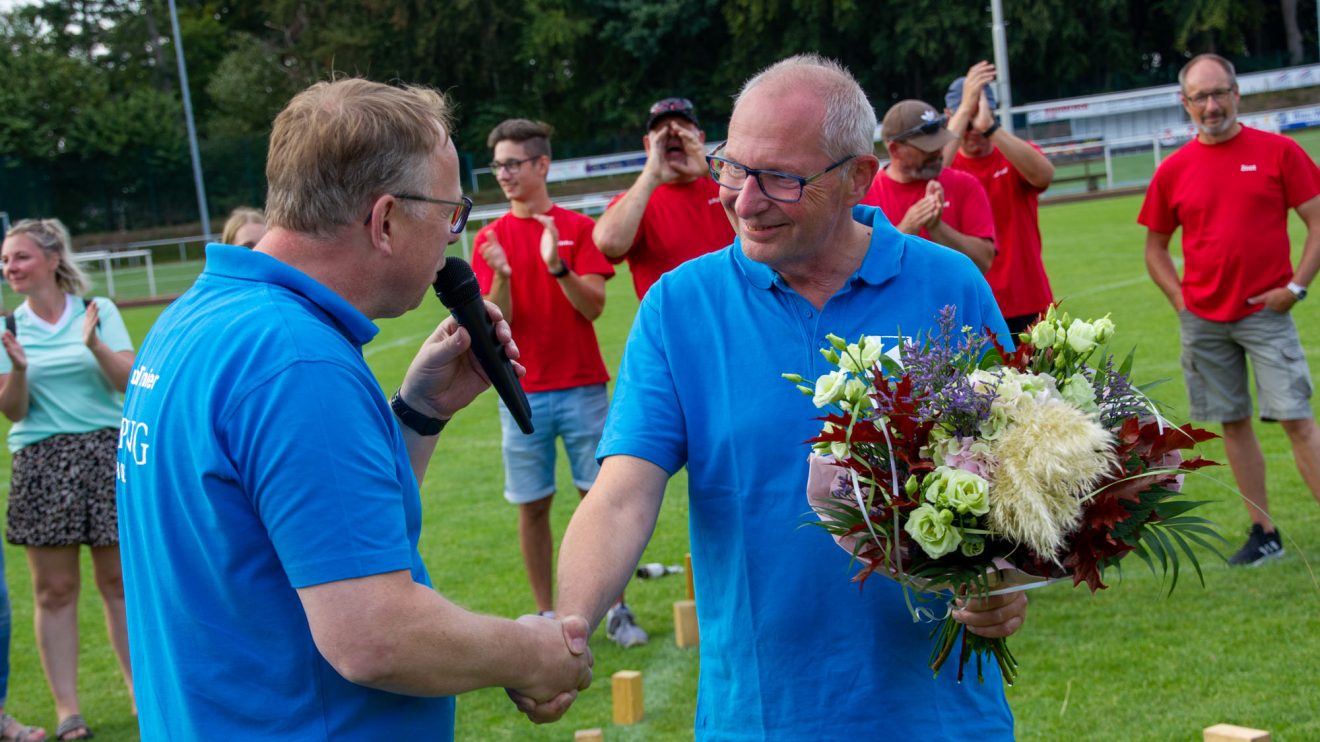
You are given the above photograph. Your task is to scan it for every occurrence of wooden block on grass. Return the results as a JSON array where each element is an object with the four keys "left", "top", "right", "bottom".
[
  {"left": 612, "top": 670, "right": 644, "bottom": 725},
  {"left": 674, "top": 599, "right": 700, "bottom": 648},
  {"left": 575, "top": 729, "right": 604, "bottom": 742},
  {"left": 1204, "top": 724, "right": 1271, "bottom": 742},
  {"left": 685, "top": 552, "right": 695, "bottom": 601}
]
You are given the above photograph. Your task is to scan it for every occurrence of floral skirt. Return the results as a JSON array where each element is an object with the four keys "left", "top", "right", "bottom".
[{"left": 7, "top": 428, "right": 120, "bottom": 547}]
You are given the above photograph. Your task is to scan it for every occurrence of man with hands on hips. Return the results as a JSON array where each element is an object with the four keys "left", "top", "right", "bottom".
[
  {"left": 116, "top": 79, "right": 591, "bottom": 740},
  {"left": 1139, "top": 52, "right": 1320, "bottom": 568},
  {"left": 593, "top": 97, "right": 734, "bottom": 299}
]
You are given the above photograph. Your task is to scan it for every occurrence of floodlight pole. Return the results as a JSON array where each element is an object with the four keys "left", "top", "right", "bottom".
[
  {"left": 990, "top": 0, "right": 1015, "bottom": 135},
  {"left": 168, "top": 0, "right": 211, "bottom": 236}
]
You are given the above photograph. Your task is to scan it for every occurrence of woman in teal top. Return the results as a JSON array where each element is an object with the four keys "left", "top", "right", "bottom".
[{"left": 0, "top": 219, "right": 135, "bottom": 741}]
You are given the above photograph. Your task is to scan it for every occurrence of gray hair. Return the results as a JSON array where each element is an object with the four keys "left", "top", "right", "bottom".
[
  {"left": 735, "top": 53, "right": 876, "bottom": 162},
  {"left": 4, "top": 218, "right": 90, "bottom": 295},
  {"left": 1178, "top": 53, "right": 1237, "bottom": 92}
]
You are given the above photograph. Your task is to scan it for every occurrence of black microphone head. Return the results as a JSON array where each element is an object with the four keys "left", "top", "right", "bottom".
[{"left": 433, "top": 257, "right": 481, "bottom": 309}]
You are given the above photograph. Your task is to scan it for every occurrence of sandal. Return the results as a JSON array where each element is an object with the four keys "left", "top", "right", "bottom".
[
  {"left": 0, "top": 713, "right": 46, "bottom": 742},
  {"left": 53, "top": 716, "right": 91, "bottom": 741}
]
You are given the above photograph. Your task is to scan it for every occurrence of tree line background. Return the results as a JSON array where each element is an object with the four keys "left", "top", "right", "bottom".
[{"left": 1, "top": 0, "right": 1317, "bottom": 238}]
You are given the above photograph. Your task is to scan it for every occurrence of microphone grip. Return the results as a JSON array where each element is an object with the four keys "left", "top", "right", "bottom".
[{"left": 447, "top": 301, "right": 535, "bottom": 434}]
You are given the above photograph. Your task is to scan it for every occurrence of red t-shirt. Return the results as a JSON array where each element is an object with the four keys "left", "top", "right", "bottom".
[
  {"left": 862, "top": 167, "right": 996, "bottom": 248},
  {"left": 472, "top": 205, "right": 614, "bottom": 393},
  {"left": 1138, "top": 126, "right": 1320, "bottom": 322},
  {"left": 952, "top": 145, "right": 1052, "bottom": 318},
  {"left": 605, "top": 177, "right": 734, "bottom": 298}
]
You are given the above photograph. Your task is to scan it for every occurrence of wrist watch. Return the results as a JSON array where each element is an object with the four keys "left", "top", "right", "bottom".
[
  {"left": 981, "top": 121, "right": 1001, "bottom": 138},
  {"left": 549, "top": 263, "right": 571, "bottom": 278},
  {"left": 390, "top": 389, "right": 448, "bottom": 436},
  {"left": 1287, "top": 281, "right": 1308, "bottom": 300}
]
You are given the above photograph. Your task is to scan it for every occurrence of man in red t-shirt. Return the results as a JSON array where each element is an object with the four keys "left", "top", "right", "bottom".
[
  {"left": 593, "top": 98, "right": 734, "bottom": 299},
  {"left": 942, "top": 62, "right": 1056, "bottom": 335},
  {"left": 1139, "top": 53, "right": 1320, "bottom": 567},
  {"left": 862, "top": 99, "right": 995, "bottom": 274},
  {"left": 473, "top": 119, "right": 647, "bottom": 647}
]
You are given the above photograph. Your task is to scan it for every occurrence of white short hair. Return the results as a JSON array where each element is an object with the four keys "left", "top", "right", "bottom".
[{"left": 735, "top": 53, "right": 876, "bottom": 161}]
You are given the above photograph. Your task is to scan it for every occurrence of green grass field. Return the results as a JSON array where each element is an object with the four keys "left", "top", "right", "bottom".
[{"left": 1, "top": 130, "right": 1318, "bottom": 740}]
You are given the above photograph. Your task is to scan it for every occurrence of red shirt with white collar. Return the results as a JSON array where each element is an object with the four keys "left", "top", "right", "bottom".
[
  {"left": 605, "top": 177, "right": 734, "bottom": 299},
  {"left": 1138, "top": 126, "right": 1320, "bottom": 322},
  {"left": 473, "top": 205, "right": 614, "bottom": 392},
  {"left": 952, "top": 144, "right": 1052, "bottom": 318}
]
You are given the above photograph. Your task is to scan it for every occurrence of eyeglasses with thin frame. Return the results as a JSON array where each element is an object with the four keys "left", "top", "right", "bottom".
[
  {"left": 361, "top": 193, "right": 474, "bottom": 234},
  {"left": 487, "top": 156, "right": 540, "bottom": 175},
  {"left": 890, "top": 114, "right": 949, "bottom": 143},
  {"left": 1182, "top": 87, "right": 1235, "bottom": 107},
  {"left": 705, "top": 142, "right": 857, "bottom": 203}
]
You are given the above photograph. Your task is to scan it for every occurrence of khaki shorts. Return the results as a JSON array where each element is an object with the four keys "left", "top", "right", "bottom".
[{"left": 1179, "top": 308, "right": 1313, "bottom": 423}]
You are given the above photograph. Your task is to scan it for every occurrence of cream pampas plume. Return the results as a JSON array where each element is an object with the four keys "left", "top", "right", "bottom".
[{"left": 988, "top": 395, "right": 1114, "bottom": 559}]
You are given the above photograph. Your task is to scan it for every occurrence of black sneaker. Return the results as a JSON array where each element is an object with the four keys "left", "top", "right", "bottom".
[{"left": 1227, "top": 524, "right": 1285, "bottom": 567}]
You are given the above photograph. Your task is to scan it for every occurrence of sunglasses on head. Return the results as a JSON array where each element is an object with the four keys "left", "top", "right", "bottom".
[
  {"left": 892, "top": 114, "right": 949, "bottom": 142},
  {"left": 650, "top": 98, "right": 695, "bottom": 117}
]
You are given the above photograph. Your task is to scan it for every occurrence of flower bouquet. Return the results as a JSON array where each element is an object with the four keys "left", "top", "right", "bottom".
[{"left": 785, "top": 306, "right": 1221, "bottom": 684}]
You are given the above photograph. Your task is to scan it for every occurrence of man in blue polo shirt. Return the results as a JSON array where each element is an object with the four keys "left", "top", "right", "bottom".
[
  {"left": 117, "top": 79, "right": 591, "bottom": 740},
  {"left": 551, "top": 55, "right": 1027, "bottom": 738}
]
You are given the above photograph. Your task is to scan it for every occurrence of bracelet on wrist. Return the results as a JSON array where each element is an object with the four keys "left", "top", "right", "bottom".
[
  {"left": 549, "top": 263, "right": 571, "bottom": 278},
  {"left": 981, "top": 121, "right": 1001, "bottom": 138},
  {"left": 390, "top": 389, "right": 448, "bottom": 436}
]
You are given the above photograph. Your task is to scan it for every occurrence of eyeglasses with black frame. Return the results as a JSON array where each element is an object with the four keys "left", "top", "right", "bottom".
[
  {"left": 487, "top": 156, "right": 540, "bottom": 175},
  {"left": 1182, "top": 87, "right": 1235, "bottom": 107},
  {"left": 705, "top": 142, "right": 857, "bottom": 203},
  {"left": 361, "top": 193, "right": 474, "bottom": 234},
  {"left": 891, "top": 114, "right": 949, "bottom": 143}
]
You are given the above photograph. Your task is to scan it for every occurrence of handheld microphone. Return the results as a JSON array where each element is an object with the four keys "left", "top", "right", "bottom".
[{"left": 432, "top": 257, "right": 534, "bottom": 434}]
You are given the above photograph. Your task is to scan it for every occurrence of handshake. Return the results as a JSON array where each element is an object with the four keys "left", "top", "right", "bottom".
[{"left": 505, "top": 613, "right": 595, "bottom": 724}]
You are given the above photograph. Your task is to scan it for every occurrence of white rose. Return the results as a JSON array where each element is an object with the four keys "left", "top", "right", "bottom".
[
  {"left": 1066, "top": 319, "right": 1098, "bottom": 355},
  {"left": 1093, "top": 315, "right": 1116, "bottom": 344},
  {"left": 813, "top": 370, "right": 848, "bottom": 408}
]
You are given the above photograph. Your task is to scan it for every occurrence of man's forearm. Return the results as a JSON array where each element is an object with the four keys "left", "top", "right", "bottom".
[
  {"left": 991, "top": 131, "right": 1054, "bottom": 189},
  {"left": 593, "top": 174, "right": 661, "bottom": 258},
  {"left": 928, "top": 221, "right": 994, "bottom": 273},
  {"left": 1144, "top": 233, "right": 1184, "bottom": 311},
  {"left": 556, "top": 273, "right": 606, "bottom": 321},
  {"left": 557, "top": 456, "right": 669, "bottom": 631},
  {"left": 484, "top": 278, "right": 512, "bottom": 322}
]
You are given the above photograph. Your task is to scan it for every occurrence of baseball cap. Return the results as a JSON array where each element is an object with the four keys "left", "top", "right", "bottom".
[
  {"left": 881, "top": 100, "right": 956, "bottom": 152},
  {"left": 646, "top": 97, "right": 699, "bottom": 131},
  {"left": 945, "top": 77, "right": 999, "bottom": 112}
]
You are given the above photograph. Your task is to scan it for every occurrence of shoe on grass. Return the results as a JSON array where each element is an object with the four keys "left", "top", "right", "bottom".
[
  {"left": 1227, "top": 523, "right": 1284, "bottom": 567},
  {"left": 606, "top": 603, "right": 649, "bottom": 648}
]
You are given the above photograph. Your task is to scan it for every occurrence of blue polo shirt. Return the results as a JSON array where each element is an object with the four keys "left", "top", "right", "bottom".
[
  {"left": 599, "top": 206, "right": 1014, "bottom": 740},
  {"left": 117, "top": 245, "right": 455, "bottom": 740}
]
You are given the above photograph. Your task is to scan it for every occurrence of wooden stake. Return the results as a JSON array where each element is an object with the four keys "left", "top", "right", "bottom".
[
  {"left": 1204, "top": 724, "right": 1271, "bottom": 742},
  {"left": 574, "top": 729, "right": 604, "bottom": 742},
  {"left": 612, "top": 670, "right": 644, "bottom": 725},
  {"left": 674, "top": 599, "right": 700, "bottom": 648},
  {"left": 685, "top": 552, "right": 695, "bottom": 601}
]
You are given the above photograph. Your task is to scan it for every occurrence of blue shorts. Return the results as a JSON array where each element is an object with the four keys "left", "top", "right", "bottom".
[
  {"left": 1180, "top": 308, "right": 1314, "bottom": 423},
  {"left": 497, "top": 384, "right": 609, "bottom": 504}
]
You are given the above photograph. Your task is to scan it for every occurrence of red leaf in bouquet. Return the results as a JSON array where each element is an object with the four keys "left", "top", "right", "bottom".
[{"left": 984, "top": 330, "right": 1034, "bottom": 371}]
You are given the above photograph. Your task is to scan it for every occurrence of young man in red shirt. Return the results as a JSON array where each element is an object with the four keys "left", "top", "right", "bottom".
[
  {"left": 943, "top": 62, "right": 1057, "bottom": 335},
  {"left": 862, "top": 99, "right": 995, "bottom": 274},
  {"left": 473, "top": 119, "right": 647, "bottom": 646},
  {"left": 1139, "top": 53, "right": 1320, "bottom": 566},
  {"left": 593, "top": 98, "right": 734, "bottom": 299}
]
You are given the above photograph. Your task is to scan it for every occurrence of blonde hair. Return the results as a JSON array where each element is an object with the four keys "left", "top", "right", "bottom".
[
  {"left": 264, "top": 78, "right": 454, "bottom": 236},
  {"left": 222, "top": 207, "right": 265, "bottom": 246},
  {"left": 4, "top": 218, "right": 90, "bottom": 295}
]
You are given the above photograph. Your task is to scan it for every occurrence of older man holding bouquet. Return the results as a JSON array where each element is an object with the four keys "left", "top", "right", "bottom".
[{"left": 545, "top": 55, "right": 1026, "bottom": 738}]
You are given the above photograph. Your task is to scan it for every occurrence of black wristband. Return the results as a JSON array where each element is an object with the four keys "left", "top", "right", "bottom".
[
  {"left": 549, "top": 263, "right": 570, "bottom": 278},
  {"left": 981, "top": 121, "right": 1001, "bottom": 138},
  {"left": 390, "top": 389, "right": 448, "bottom": 436}
]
